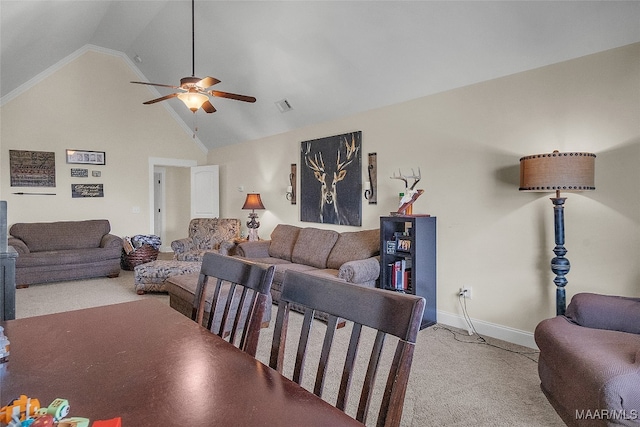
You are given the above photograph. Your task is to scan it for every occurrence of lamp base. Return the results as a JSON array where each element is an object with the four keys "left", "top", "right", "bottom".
[
  {"left": 551, "top": 196, "right": 569, "bottom": 316},
  {"left": 246, "top": 212, "right": 260, "bottom": 242}
]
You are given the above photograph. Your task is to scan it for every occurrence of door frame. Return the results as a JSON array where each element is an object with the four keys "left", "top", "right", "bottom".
[{"left": 148, "top": 157, "right": 197, "bottom": 237}]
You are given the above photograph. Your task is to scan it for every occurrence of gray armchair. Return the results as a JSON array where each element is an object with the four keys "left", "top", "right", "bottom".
[
  {"left": 171, "top": 218, "right": 240, "bottom": 261},
  {"left": 535, "top": 293, "right": 640, "bottom": 426}
]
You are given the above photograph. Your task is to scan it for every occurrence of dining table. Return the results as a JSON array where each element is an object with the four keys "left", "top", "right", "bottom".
[{"left": 0, "top": 298, "right": 363, "bottom": 426}]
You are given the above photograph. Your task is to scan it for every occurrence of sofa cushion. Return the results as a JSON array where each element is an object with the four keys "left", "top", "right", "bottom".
[
  {"left": 15, "top": 247, "right": 121, "bottom": 268},
  {"left": 10, "top": 220, "right": 111, "bottom": 252},
  {"left": 291, "top": 228, "right": 339, "bottom": 269},
  {"left": 268, "top": 224, "right": 301, "bottom": 261},
  {"left": 326, "top": 229, "right": 379, "bottom": 270}
]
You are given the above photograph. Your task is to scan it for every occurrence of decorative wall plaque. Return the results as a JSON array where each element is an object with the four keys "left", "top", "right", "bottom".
[
  {"left": 71, "top": 168, "right": 88, "bottom": 177},
  {"left": 71, "top": 184, "right": 104, "bottom": 198},
  {"left": 9, "top": 150, "right": 56, "bottom": 187}
]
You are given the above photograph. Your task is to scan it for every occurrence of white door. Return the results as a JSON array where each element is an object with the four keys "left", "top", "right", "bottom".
[{"left": 191, "top": 165, "right": 219, "bottom": 218}]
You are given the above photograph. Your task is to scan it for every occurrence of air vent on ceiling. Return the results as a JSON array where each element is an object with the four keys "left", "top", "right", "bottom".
[{"left": 275, "top": 98, "right": 293, "bottom": 113}]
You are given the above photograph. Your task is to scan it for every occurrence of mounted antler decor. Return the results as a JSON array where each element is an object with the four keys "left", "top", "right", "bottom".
[{"left": 391, "top": 168, "right": 423, "bottom": 215}]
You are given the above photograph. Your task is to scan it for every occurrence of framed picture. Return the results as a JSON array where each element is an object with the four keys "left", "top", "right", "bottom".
[
  {"left": 300, "top": 131, "right": 362, "bottom": 226},
  {"left": 9, "top": 150, "right": 56, "bottom": 187},
  {"left": 66, "top": 149, "right": 106, "bottom": 165}
]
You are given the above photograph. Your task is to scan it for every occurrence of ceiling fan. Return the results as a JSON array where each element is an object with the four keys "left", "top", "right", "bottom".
[{"left": 131, "top": 0, "right": 256, "bottom": 114}]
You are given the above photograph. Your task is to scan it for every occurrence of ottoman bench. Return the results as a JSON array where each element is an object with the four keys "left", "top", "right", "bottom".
[{"left": 134, "top": 260, "right": 201, "bottom": 294}]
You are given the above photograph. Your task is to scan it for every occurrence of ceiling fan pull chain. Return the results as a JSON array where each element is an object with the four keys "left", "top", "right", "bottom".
[{"left": 193, "top": 113, "right": 198, "bottom": 139}]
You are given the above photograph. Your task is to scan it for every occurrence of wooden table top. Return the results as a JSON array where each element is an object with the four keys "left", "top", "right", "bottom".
[{"left": 0, "top": 299, "right": 362, "bottom": 426}]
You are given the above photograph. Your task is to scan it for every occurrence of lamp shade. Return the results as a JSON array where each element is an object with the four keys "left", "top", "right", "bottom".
[
  {"left": 519, "top": 151, "right": 595, "bottom": 192},
  {"left": 242, "top": 193, "right": 265, "bottom": 210},
  {"left": 177, "top": 91, "right": 208, "bottom": 112}
]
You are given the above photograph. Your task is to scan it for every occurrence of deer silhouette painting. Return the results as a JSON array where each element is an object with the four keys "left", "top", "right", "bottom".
[{"left": 300, "top": 131, "right": 362, "bottom": 226}]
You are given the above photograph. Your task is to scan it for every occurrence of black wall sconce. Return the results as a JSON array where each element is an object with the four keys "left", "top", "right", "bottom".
[
  {"left": 286, "top": 163, "right": 297, "bottom": 204},
  {"left": 364, "top": 152, "right": 377, "bottom": 204}
]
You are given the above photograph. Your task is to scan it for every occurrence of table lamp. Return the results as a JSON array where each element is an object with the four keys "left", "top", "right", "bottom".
[
  {"left": 242, "top": 193, "right": 265, "bottom": 241},
  {"left": 519, "top": 151, "right": 595, "bottom": 315}
]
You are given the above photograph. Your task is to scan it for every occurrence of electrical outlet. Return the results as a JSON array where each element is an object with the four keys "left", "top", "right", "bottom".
[{"left": 459, "top": 286, "right": 472, "bottom": 299}]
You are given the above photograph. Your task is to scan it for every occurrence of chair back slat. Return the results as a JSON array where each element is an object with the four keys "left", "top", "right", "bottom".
[
  {"left": 270, "top": 270, "right": 425, "bottom": 427},
  {"left": 357, "top": 330, "right": 385, "bottom": 423},
  {"left": 314, "top": 314, "right": 339, "bottom": 397},
  {"left": 192, "top": 252, "right": 274, "bottom": 357},
  {"left": 293, "top": 308, "right": 314, "bottom": 384},
  {"left": 336, "top": 322, "right": 362, "bottom": 411}
]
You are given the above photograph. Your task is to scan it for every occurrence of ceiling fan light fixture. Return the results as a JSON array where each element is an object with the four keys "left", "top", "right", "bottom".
[{"left": 178, "top": 91, "right": 208, "bottom": 112}]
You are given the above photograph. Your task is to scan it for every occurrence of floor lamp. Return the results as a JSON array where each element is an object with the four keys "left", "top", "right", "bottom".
[
  {"left": 519, "top": 151, "right": 596, "bottom": 316},
  {"left": 242, "top": 193, "right": 265, "bottom": 241}
]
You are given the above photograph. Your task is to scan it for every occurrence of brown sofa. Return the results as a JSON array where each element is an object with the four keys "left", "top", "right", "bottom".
[
  {"left": 8, "top": 219, "right": 122, "bottom": 286},
  {"left": 535, "top": 293, "right": 640, "bottom": 426},
  {"left": 235, "top": 225, "right": 380, "bottom": 315}
]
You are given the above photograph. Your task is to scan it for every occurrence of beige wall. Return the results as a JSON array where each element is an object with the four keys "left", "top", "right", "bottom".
[
  {"left": 0, "top": 50, "right": 207, "bottom": 238},
  {"left": 1, "top": 44, "right": 638, "bottom": 343},
  {"left": 210, "top": 43, "right": 640, "bottom": 338}
]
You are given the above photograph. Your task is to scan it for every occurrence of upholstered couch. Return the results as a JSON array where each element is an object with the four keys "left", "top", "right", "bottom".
[
  {"left": 8, "top": 219, "right": 122, "bottom": 287},
  {"left": 235, "top": 225, "right": 380, "bottom": 314},
  {"left": 171, "top": 218, "right": 240, "bottom": 261},
  {"left": 535, "top": 293, "right": 640, "bottom": 426}
]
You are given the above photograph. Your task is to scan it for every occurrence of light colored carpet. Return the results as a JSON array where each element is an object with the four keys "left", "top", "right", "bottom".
[{"left": 15, "top": 268, "right": 564, "bottom": 427}]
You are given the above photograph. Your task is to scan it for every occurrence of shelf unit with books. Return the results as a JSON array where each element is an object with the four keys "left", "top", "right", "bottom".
[{"left": 380, "top": 215, "right": 436, "bottom": 329}]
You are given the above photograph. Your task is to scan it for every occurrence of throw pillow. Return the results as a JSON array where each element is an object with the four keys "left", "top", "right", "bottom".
[
  {"left": 268, "top": 224, "right": 302, "bottom": 261},
  {"left": 291, "top": 228, "right": 339, "bottom": 269},
  {"left": 326, "top": 229, "right": 379, "bottom": 270}
]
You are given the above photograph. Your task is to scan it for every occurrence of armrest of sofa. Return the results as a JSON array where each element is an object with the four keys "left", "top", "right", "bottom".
[
  {"left": 100, "top": 234, "right": 123, "bottom": 249},
  {"left": 171, "top": 238, "right": 195, "bottom": 255},
  {"left": 338, "top": 256, "right": 380, "bottom": 284},
  {"left": 8, "top": 237, "right": 29, "bottom": 254},
  {"left": 236, "top": 240, "right": 271, "bottom": 258},
  {"left": 565, "top": 292, "right": 640, "bottom": 335}
]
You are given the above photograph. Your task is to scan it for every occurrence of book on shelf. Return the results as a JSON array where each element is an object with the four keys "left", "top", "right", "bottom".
[{"left": 392, "top": 259, "right": 408, "bottom": 291}]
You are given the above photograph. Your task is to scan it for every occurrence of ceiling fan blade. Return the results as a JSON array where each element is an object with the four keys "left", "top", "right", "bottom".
[
  {"left": 197, "top": 77, "right": 221, "bottom": 89},
  {"left": 131, "top": 81, "right": 180, "bottom": 89},
  {"left": 210, "top": 90, "right": 256, "bottom": 103},
  {"left": 143, "top": 93, "right": 179, "bottom": 105},
  {"left": 201, "top": 100, "right": 216, "bottom": 113}
]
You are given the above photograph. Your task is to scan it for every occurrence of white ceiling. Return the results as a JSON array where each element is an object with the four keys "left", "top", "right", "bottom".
[{"left": 2, "top": 1, "right": 640, "bottom": 150}]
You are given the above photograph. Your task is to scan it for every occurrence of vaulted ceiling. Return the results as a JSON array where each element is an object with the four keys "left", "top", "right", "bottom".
[{"left": 2, "top": 1, "right": 639, "bottom": 151}]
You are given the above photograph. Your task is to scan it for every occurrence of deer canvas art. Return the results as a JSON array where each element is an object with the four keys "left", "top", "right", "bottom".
[{"left": 300, "top": 131, "right": 362, "bottom": 226}]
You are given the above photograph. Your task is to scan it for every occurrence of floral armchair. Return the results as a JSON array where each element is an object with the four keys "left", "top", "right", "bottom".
[{"left": 171, "top": 218, "right": 241, "bottom": 261}]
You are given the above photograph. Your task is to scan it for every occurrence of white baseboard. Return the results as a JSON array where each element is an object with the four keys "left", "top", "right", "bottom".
[{"left": 436, "top": 310, "right": 538, "bottom": 349}]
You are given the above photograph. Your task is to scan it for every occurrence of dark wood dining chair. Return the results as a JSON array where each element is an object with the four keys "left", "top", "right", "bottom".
[
  {"left": 192, "top": 252, "right": 275, "bottom": 357},
  {"left": 269, "top": 270, "right": 425, "bottom": 427}
]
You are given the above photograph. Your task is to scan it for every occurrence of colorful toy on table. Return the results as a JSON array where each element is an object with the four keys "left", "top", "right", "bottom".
[
  {"left": 0, "top": 395, "right": 41, "bottom": 424},
  {"left": 58, "top": 417, "right": 90, "bottom": 427},
  {"left": 41, "top": 399, "right": 69, "bottom": 422},
  {"left": 91, "top": 418, "right": 121, "bottom": 427},
  {"left": 29, "top": 414, "right": 54, "bottom": 427}
]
